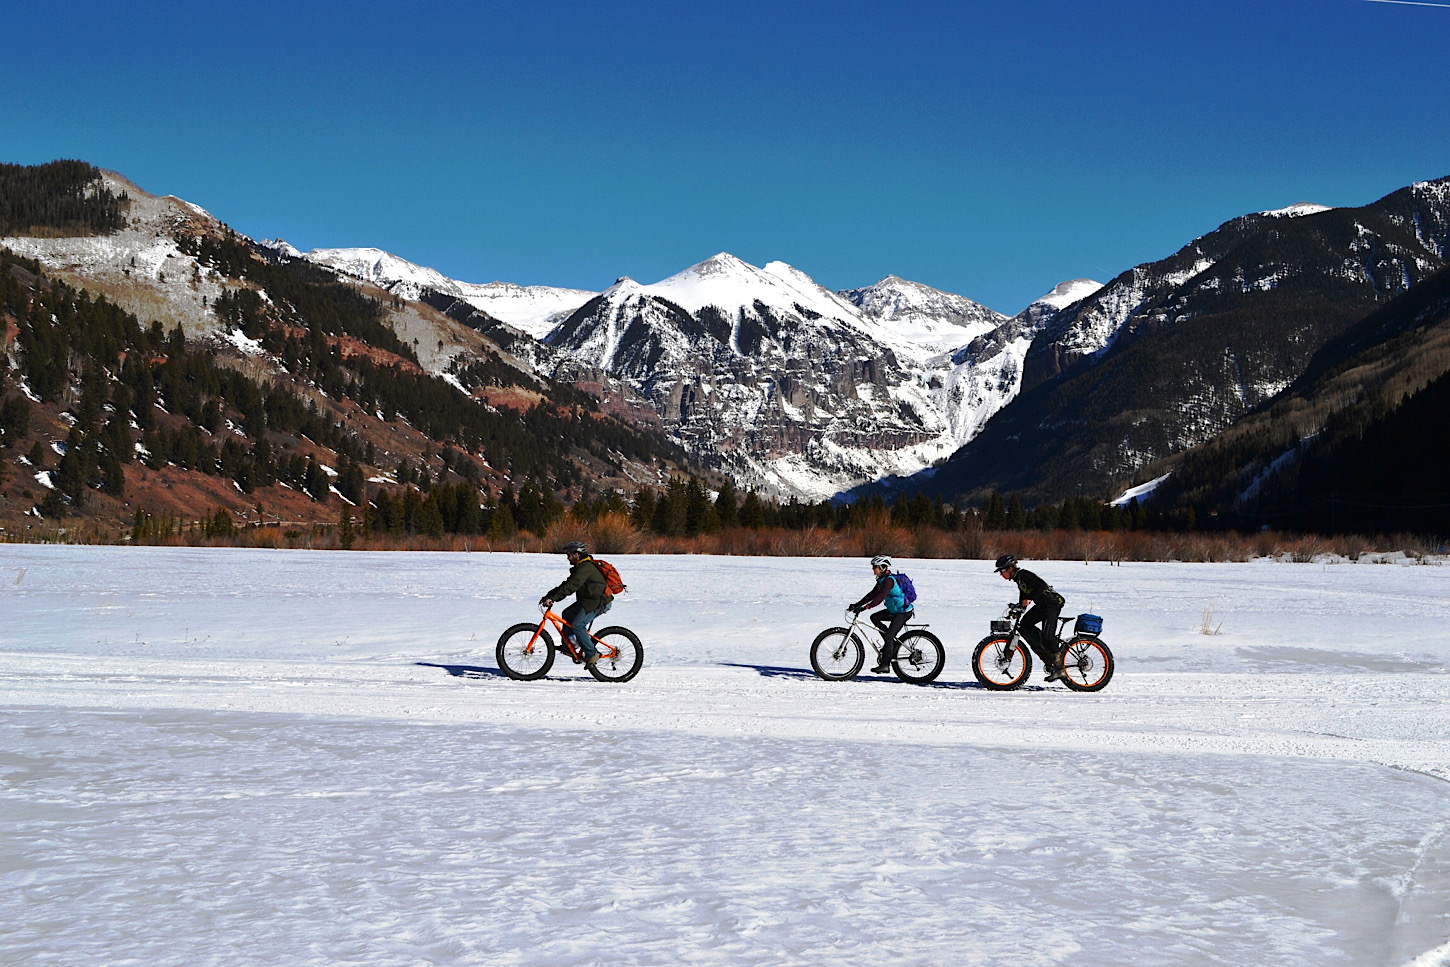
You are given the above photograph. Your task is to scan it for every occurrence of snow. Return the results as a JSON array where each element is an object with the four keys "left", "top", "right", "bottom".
[
  {"left": 258, "top": 237, "right": 304, "bottom": 258},
  {"left": 1, "top": 172, "right": 231, "bottom": 342},
  {"left": 218, "top": 328, "right": 266, "bottom": 356},
  {"left": 839, "top": 275, "right": 1006, "bottom": 352},
  {"left": 1030, "top": 278, "right": 1104, "bottom": 311},
  {"left": 1262, "top": 203, "right": 1333, "bottom": 218},
  {"left": 1110, "top": 471, "right": 1171, "bottom": 506},
  {"left": 304, "top": 247, "right": 595, "bottom": 340},
  {"left": 3, "top": 547, "right": 1449, "bottom": 966}
]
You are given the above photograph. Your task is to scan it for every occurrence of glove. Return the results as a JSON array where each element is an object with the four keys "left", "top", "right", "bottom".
[
  {"left": 539, "top": 597, "right": 553, "bottom": 609},
  {"left": 848, "top": 604, "right": 863, "bottom": 614}
]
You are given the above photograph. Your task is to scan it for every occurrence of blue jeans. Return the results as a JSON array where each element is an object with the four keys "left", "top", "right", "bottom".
[{"left": 562, "top": 600, "right": 610, "bottom": 661}]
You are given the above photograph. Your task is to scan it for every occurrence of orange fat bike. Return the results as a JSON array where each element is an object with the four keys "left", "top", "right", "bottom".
[{"left": 496, "top": 605, "right": 644, "bottom": 683}]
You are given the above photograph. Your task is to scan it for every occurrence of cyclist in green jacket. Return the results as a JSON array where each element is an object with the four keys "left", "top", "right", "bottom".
[
  {"left": 849, "top": 555, "right": 914, "bottom": 674},
  {"left": 540, "top": 541, "right": 610, "bottom": 666}
]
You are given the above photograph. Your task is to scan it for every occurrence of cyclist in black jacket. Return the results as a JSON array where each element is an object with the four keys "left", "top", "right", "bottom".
[{"left": 994, "top": 554, "right": 1067, "bottom": 682}]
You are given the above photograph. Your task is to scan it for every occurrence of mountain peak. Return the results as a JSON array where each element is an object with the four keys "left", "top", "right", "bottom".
[
  {"left": 688, "top": 252, "right": 752, "bottom": 277},
  {"left": 1032, "top": 278, "right": 1103, "bottom": 311},
  {"left": 260, "top": 238, "right": 303, "bottom": 258}
]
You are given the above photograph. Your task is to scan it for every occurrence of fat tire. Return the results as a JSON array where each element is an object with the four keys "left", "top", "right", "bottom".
[
  {"left": 496, "top": 623, "right": 556, "bottom": 681},
  {"left": 587, "top": 626, "right": 644, "bottom": 683},
  {"left": 1059, "top": 635, "right": 1114, "bottom": 692},
  {"left": 810, "top": 627, "right": 866, "bottom": 681},
  {"left": 893, "top": 630, "right": 946, "bottom": 685},
  {"left": 971, "top": 635, "right": 1032, "bottom": 690}
]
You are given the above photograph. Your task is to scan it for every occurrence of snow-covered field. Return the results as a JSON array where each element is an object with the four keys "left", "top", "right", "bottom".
[{"left": 3, "top": 547, "right": 1449, "bottom": 966}]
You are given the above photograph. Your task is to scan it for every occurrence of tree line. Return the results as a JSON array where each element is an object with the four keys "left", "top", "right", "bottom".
[{"left": 0, "top": 160, "right": 128, "bottom": 236}]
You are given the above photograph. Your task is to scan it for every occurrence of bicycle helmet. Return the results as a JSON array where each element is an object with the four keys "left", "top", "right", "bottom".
[
  {"left": 870, "top": 555, "right": 892, "bottom": 569},
  {"left": 563, "top": 540, "right": 589, "bottom": 556},
  {"left": 993, "top": 553, "right": 1018, "bottom": 572}
]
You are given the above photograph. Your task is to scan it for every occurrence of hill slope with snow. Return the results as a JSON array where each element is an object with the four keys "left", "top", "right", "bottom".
[{"left": 301, "top": 245, "right": 596, "bottom": 340}]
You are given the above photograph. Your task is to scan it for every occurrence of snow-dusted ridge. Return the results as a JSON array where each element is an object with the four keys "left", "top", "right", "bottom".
[
  {"left": 302, "top": 246, "right": 596, "bottom": 340},
  {"left": 1261, "top": 202, "right": 1332, "bottom": 218}
]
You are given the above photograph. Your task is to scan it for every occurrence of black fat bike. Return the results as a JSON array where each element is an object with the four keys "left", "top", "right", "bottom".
[{"left": 971, "top": 603, "right": 1114, "bottom": 692}]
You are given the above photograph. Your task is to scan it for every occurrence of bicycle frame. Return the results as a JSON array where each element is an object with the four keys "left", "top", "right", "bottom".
[
  {"left": 844, "top": 609, "right": 930, "bottom": 658},
  {"left": 524, "top": 608, "right": 622, "bottom": 662},
  {"left": 997, "top": 607, "right": 1071, "bottom": 658}
]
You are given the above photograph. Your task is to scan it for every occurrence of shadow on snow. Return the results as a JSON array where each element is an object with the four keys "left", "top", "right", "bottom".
[
  {"left": 419, "top": 660, "right": 1050, "bottom": 692},
  {"left": 718, "top": 662, "right": 1034, "bottom": 691}
]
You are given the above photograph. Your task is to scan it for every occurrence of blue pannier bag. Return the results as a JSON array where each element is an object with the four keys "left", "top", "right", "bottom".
[
  {"left": 893, "top": 572, "right": 918, "bottom": 605},
  {"left": 1075, "top": 613, "right": 1103, "bottom": 636}
]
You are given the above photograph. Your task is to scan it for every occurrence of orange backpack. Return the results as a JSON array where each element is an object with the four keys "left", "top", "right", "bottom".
[{"left": 594, "top": 558, "right": 627, "bottom": 596}]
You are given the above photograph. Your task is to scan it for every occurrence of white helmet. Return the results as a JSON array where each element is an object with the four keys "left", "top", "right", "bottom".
[{"left": 870, "top": 555, "right": 892, "bottom": 569}]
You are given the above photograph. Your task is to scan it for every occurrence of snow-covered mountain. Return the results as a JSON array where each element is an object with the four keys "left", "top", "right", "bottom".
[
  {"left": 839, "top": 275, "right": 1005, "bottom": 352},
  {"left": 539, "top": 253, "right": 1053, "bottom": 498},
  {"left": 299, "top": 246, "right": 595, "bottom": 340},
  {"left": 927, "top": 175, "right": 1450, "bottom": 502},
  {"left": 289, "top": 242, "right": 1091, "bottom": 498}
]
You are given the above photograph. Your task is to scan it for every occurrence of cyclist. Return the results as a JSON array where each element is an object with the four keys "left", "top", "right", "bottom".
[
  {"left": 994, "top": 554, "right": 1067, "bottom": 681},
  {"left": 540, "top": 540, "right": 610, "bottom": 667},
  {"left": 848, "top": 555, "right": 913, "bottom": 674}
]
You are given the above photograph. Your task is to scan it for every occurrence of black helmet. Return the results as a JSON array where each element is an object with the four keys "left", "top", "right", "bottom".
[
  {"left": 993, "top": 553, "right": 1018, "bottom": 572},
  {"left": 563, "top": 540, "right": 589, "bottom": 556}
]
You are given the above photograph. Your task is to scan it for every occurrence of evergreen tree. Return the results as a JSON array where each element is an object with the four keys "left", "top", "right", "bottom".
[
  {"left": 715, "top": 478, "right": 739, "bottom": 527},
  {"left": 739, "top": 490, "right": 766, "bottom": 528},
  {"left": 985, "top": 492, "right": 1006, "bottom": 529},
  {"left": 631, "top": 487, "right": 657, "bottom": 530},
  {"left": 1006, "top": 494, "right": 1027, "bottom": 530}
]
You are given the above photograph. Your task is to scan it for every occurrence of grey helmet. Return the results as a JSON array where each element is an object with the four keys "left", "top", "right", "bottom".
[
  {"left": 993, "top": 553, "right": 1018, "bottom": 572},
  {"left": 563, "top": 540, "right": 589, "bottom": 556},
  {"left": 870, "top": 555, "right": 892, "bottom": 569}
]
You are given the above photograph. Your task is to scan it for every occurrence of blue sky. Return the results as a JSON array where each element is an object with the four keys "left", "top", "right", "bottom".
[{"left": 5, "top": 0, "right": 1449, "bottom": 312}]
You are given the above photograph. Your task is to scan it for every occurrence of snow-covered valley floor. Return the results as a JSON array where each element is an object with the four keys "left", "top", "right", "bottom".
[{"left": 3, "top": 547, "right": 1449, "bottom": 966}]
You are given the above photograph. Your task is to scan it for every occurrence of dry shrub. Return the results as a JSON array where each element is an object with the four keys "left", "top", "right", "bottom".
[
  {"left": 850, "top": 512, "right": 912, "bottom": 558},
  {"left": 590, "top": 512, "right": 642, "bottom": 554},
  {"left": 911, "top": 528, "right": 955, "bottom": 559},
  {"left": 1288, "top": 535, "right": 1328, "bottom": 563},
  {"left": 713, "top": 527, "right": 762, "bottom": 556},
  {"left": 771, "top": 526, "right": 841, "bottom": 557},
  {"left": 1252, "top": 530, "right": 1279, "bottom": 559},
  {"left": 953, "top": 527, "right": 986, "bottom": 560},
  {"left": 542, "top": 518, "right": 593, "bottom": 553},
  {"left": 1333, "top": 533, "right": 1370, "bottom": 561}
]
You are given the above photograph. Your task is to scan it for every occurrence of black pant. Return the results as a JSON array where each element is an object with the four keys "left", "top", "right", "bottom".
[
  {"left": 871, "top": 609, "right": 911, "bottom": 663},
  {"left": 1019, "top": 603, "right": 1062, "bottom": 666}
]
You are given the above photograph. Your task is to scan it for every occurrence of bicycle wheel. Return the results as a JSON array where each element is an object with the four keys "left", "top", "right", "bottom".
[
  {"left": 496, "top": 623, "right": 556, "bottom": 681},
  {"left": 1059, "top": 636, "right": 1114, "bottom": 692},
  {"left": 893, "top": 630, "right": 946, "bottom": 685},
  {"left": 587, "top": 626, "right": 644, "bottom": 683},
  {"left": 810, "top": 627, "right": 865, "bottom": 681},
  {"left": 971, "top": 635, "right": 1032, "bottom": 690}
]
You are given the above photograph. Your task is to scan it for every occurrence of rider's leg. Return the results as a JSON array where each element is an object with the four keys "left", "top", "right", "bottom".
[
  {"left": 561, "top": 602, "right": 600, "bottom": 662},
  {"left": 1021, "top": 605, "right": 1062, "bottom": 666},
  {"left": 870, "top": 609, "right": 910, "bottom": 671}
]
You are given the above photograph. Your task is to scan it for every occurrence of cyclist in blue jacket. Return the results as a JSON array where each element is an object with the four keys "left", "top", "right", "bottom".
[{"left": 848, "top": 555, "right": 913, "bottom": 674}]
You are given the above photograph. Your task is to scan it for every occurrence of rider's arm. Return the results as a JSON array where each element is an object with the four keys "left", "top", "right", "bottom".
[
  {"left": 852, "top": 576, "right": 890, "bottom": 611},
  {"left": 544, "top": 562, "right": 587, "bottom": 604}
]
